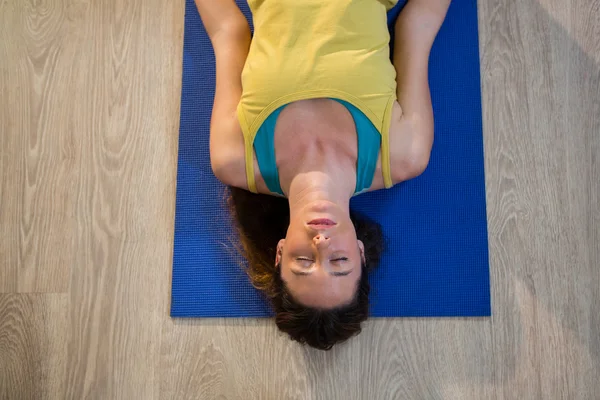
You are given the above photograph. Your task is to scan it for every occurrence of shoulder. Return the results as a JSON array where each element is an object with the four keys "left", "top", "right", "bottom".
[{"left": 387, "top": 102, "right": 432, "bottom": 184}]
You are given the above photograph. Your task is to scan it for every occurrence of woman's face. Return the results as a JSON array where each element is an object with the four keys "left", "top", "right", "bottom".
[{"left": 276, "top": 201, "right": 365, "bottom": 309}]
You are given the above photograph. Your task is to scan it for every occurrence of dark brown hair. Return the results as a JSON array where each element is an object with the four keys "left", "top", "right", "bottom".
[{"left": 228, "top": 187, "right": 385, "bottom": 350}]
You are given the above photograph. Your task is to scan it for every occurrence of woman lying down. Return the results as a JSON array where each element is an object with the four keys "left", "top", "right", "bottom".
[{"left": 195, "top": 0, "right": 450, "bottom": 350}]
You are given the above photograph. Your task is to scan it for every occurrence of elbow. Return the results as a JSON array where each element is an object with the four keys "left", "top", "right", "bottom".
[
  {"left": 404, "top": 119, "right": 433, "bottom": 179},
  {"left": 210, "top": 153, "right": 230, "bottom": 185},
  {"left": 392, "top": 134, "right": 433, "bottom": 182},
  {"left": 406, "top": 141, "right": 431, "bottom": 179}
]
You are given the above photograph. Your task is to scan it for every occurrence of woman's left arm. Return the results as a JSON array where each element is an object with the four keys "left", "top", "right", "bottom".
[{"left": 389, "top": 0, "right": 450, "bottom": 182}]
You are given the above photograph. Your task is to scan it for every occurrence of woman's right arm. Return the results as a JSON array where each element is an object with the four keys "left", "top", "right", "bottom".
[{"left": 194, "top": 0, "right": 251, "bottom": 186}]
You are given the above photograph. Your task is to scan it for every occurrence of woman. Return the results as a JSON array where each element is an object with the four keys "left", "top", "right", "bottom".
[{"left": 195, "top": 0, "right": 450, "bottom": 350}]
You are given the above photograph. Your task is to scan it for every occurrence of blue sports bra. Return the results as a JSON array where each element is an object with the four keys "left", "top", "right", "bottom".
[{"left": 253, "top": 99, "right": 381, "bottom": 196}]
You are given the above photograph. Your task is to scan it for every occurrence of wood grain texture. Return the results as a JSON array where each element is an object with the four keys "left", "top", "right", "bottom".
[
  {"left": 0, "top": 294, "right": 67, "bottom": 400},
  {"left": 160, "top": 317, "right": 496, "bottom": 400},
  {"left": 2, "top": 0, "right": 185, "bottom": 397},
  {"left": 0, "top": 0, "right": 82, "bottom": 293},
  {"left": 479, "top": 0, "right": 600, "bottom": 399},
  {"left": 60, "top": 0, "right": 184, "bottom": 398},
  {"left": 0, "top": 0, "right": 599, "bottom": 398},
  {"left": 160, "top": 319, "right": 312, "bottom": 400}
]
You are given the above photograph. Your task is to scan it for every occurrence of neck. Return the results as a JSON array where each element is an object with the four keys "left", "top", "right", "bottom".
[{"left": 283, "top": 151, "right": 356, "bottom": 220}]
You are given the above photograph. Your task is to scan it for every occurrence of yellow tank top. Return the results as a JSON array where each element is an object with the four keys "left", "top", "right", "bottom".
[{"left": 237, "top": 0, "right": 399, "bottom": 193}]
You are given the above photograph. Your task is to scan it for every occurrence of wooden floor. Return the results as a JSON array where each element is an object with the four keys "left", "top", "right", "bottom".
[{"left": 1, "top": 0, "right": 598, "bottom": 398}]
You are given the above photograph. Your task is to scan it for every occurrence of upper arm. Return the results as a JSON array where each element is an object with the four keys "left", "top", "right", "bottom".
[{"left": 194, "top": 1, "right": 251, "bottom": 187}]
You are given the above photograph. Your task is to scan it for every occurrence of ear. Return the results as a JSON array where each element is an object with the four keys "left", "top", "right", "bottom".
[
  {"left": 357, "top": 240, "right": 365, "bottom": 264},
  {"left": 275, "top": 239, "right": 285, "bottom": 267}
]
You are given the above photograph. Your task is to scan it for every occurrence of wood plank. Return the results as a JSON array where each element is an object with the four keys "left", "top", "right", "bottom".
[
  {"left": 57, "top": 0, "right": 184, "bottom": 398},
  {"left": 0, "top": 294, "right": 67, "bottom": 400},
  {"left": 160, "top": 319, "right": 312, "bottom": 399},
  {"left": 478, "top": 0, "right": 600, "bottom": 398},
  {"left": 0, "top": 0, "right": 82, "bottom": 293}
]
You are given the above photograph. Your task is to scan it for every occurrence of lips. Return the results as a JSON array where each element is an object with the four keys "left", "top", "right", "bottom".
[{"left": 308, "top": 219, "right": 336, "bottom": 226}]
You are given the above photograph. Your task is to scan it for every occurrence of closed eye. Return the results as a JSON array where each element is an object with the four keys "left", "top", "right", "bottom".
[
  {"left": 291, "top": 269, "right": 353, "bottom": 277},
  {"left": 332, "top": 257, "right": 348, "bottom": 262},
  {"left": 296, "top": 257, "right": 314, "bottom": 268},
  {"left": 331, "top": 270, "right": 352, "bottom": 277}
]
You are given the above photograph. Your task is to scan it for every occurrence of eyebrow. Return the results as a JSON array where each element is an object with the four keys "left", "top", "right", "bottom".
[{"left": 291, "top": 270, "right": 353, "bottom": 277}]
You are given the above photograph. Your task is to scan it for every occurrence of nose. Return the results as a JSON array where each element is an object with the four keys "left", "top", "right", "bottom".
[{"left": 313, "top": 234, "right": 330, "bottom": 248}]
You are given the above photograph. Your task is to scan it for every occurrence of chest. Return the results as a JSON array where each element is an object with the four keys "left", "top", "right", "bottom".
[{"left": 273, "top": 99, "right": 358, "bottom": 164}]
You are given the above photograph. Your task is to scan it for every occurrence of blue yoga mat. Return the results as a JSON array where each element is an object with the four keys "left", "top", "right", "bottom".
[{"left": 171, "top": 0, "right": 491, "bottom": 318}]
